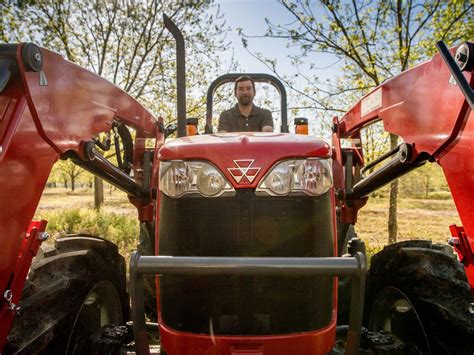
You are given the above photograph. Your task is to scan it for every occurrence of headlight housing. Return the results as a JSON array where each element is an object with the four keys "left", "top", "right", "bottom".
[
  {"left": 256, "top": 158, "right": 332, "bottom": 196},
  {"left": 160, "top": 160, "right": 234, "bottom": 198}
]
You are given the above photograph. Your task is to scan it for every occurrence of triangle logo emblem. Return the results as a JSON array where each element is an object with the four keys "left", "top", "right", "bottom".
[{"left": 227, "top": 159, "right": 261, "bottom": 184}]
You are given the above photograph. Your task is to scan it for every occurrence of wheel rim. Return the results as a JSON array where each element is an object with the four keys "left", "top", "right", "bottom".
[
  {"left": 369, "top": 286, "right": 431, "bottom": 354},
  {"left": 66, "top": 280, "right": 123, "bottom": 353}
]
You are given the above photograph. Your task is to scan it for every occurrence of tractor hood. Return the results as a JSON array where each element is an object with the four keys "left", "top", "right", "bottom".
[{"left": 158, "top": 132, "right": 331, "bottom": 188}]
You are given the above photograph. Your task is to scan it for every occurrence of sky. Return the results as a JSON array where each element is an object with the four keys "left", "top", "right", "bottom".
[
  {"left": 216, "top": 0, "right": 296, "bottom": 73},
  {"left": 211, "top": 0, "right": 341, "bottom": 135},
  {"left": 215, "top": 0, "right": 338, "bottom": 79}
]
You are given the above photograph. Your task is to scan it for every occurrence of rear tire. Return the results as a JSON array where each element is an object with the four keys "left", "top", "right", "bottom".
[
  {"left": 365, "top": 240, "right": 474, "bottom": 354},
  {"left": 5, "top": 234, "right": 129, "bottom": 355}
]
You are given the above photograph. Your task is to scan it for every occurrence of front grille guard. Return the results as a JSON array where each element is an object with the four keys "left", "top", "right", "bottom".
[{"left": 129, "top": 252, "right": 366, "bottom": 355}]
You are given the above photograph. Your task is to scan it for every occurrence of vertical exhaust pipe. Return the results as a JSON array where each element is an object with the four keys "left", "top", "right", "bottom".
[{"left": 163, "top": 14, "right": 186, "bottom": 137}]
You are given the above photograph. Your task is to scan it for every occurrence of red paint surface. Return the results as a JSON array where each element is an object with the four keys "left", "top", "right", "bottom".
[
  {"left": 338, "top": 46, "right": 474, "bottom": 290},
  {"left": 0, "top": 103, "right": 58, "bottom": 309},
  {"left": 20, "top": 48, "right": 158, "bottom": 155},
  {"left": 156, "top": 135, "right": 336, "bottom": 353},
  {"left": 158, "top": 133, "right": 331, "bottom": 189},
  {"left": 440, "top": 107, "right": 474, "bottom": 292},
  {"left": 0, "top": 220, "right": 47, "bottom": 351},
  {"left": 159, "top": 317, "right": 336, "bottom": 355},
  {"left": 340, "top": 50, "right": 471, "bottom": 157},
  {"left": 0, "top": 43, "right": 159, "bottom": 348}
]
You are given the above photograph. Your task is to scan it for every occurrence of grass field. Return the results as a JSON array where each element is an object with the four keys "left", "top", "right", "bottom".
[
  {"left": 356, "top": 197, "right": 460, "bottom": 246},
  {"left": 35, "top": 187, "right": 461, "bottom": 258}
]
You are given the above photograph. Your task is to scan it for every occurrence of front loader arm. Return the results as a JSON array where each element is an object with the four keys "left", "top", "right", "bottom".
[
  {"left": 338, "top": 43, "right": 472, "bottom": 158},
  {"left": 1, "top": 43, "right": 159, "bottom": 156},
  {"left": 0, "top": 43, "right": 162, "bottom": 348},
  {"left": 333, "top": 41, "right": 474, "bottom": 291}
]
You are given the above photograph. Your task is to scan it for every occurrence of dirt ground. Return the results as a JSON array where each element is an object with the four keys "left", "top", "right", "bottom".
[{"left": 356, "top": 197, "right": 460, "bottom": 249}]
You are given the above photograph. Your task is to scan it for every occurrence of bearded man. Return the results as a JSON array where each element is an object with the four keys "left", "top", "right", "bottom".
[{"left": 218, "top": 75, "right": 274, "bottom": 133}]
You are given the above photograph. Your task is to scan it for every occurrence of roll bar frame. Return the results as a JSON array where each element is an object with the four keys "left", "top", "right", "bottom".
[{"left": 205, "top": 73, "right": 289, "bottom": 133}]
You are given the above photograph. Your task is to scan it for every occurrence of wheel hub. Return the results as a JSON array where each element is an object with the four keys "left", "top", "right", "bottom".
[{"left": 369, "top": 286, "right": 431, "bottom": 354}]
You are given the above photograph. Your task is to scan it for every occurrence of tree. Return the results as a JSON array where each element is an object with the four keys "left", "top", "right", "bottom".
[
  {"left": 55, "top": 160, "right": 83, "bottom": 192},
  {"left": 241, "top": 0, "right": 473, "bottom": 244},
  {"left": 2, "top": 0, "right": 230, "bottom": 208},
  {"left": 399, "top": 163, "right": 448, "bottom": 199}
]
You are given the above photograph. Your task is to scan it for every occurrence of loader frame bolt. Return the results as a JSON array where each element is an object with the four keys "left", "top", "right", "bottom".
[{"left": 37, "top": 232, "right": 50, "bottom": 241}]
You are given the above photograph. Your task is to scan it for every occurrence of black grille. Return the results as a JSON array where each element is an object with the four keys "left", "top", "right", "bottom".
[{"left": 158, "top": 190, "right": 334, "bottom": 335}]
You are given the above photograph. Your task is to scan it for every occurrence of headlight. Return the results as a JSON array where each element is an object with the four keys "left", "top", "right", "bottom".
[
  {"left": 160, "top": 161, "right": 192, "bottom": 198},
  {"left": 197, "top": 164, "right": 227, "bottom": 196},
  {"left": 257, "top": 158, "right": 332, "bottom": 196},
  {"left": 160, "top": 160, "right": 234, "bottom": 198},
  {"left": 260, "top": 161, "right": 293, "bottom": 195}
]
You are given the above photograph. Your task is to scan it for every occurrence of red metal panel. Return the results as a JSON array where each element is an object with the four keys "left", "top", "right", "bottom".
[
  {"left": 0, "top": 43, "right": 162, "bottom": 347},
  {"left": 0, "top": 221, "right": 47, "bottom": 351},
  {"left": 439, "top": 109, "right": 474, "bottom": 237},
  {"left": 15, "top": 46, "right": 158, "bottom": 157},
  {"left": 158, "top": 133, "right": 331, "bottom": 189},
  {"left": 439, "top": 109, "right": 474, "bottom": 291},
  {"left": 159, "top": 318, "right": 336, "bottom": 355},
  {"left": 0, "top": 105, "right": 58, "bottom": 298},
  {"left": 340, "top": 48, "right": 472, "bottom": 158},
  {"left": 337, "top": 45, "right": 474, "bottom": 290}
]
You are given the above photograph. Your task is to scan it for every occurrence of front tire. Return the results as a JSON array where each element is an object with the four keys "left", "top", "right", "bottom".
[
  {"left": 6, "top": 234, "right": 129, "bottom": 354},
  {"left": 365, "top": 240, "right": 474, "bottom": 354}
]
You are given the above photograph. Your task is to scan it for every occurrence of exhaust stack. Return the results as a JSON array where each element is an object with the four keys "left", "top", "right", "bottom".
[{"left": 163, "top": 14, "right": 187, "bottom": 137}]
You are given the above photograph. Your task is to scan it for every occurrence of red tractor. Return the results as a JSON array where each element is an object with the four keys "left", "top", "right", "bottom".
[{"left": 0, "top": 15, "right": 473, "bottom": 355}]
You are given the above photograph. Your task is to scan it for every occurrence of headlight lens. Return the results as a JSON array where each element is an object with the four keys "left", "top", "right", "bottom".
[
  {"left": 160, "top": 161, "right": 193, "bottom": 198},
  {"left": 160, "top": 160, "right": 234, "bottom": 198},
  {"left": 295, "top": 159, "right": 332, "bottom": 196},
  {"left": 197, "top": 164, "right": 227, "bottom": 196},
  {"left": 257, "top": 158, "right": 332, "bottom": 196},
  {"left": 261, "top": 161, "right": 293, "bottom": 195}
]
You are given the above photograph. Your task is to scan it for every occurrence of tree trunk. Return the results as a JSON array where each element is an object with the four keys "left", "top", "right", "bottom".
[
  {"left": 64, "top": 179, "right": 68, "bottom": 189},
  {"left": 94, "top": 176, "right": 104, "bottom": 210},
  {"left": 388, "top": 133, "right": 399, "bottom": 244},
  {"left": 71, "top": 175, "right": 75, "bottom": 192},
  {"left": 425, "top": 176, "right": 430, "bottom": 198}
]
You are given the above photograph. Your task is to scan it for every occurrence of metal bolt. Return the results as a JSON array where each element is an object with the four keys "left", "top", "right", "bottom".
[
  {"left": 4, "top": 289, "right": 12, "bottom": 301},
  {"left": 469, "top": 303, "right": 474, "bottom": 315},
  {"left": 448, "top": 237, "right": 460, "bottom": 246},
  {"left": 3, "top": 289, "right": 20, "bottom": 314},
  {"left": 456, "top": 52, "right": 467, "bottom": 63},
  {"left": 34, "top": 53, "right": 42, "bottom": 62},
  {"left": 398, "top": 143, "right": 410, "bottom": 163},
  {"left": 37, "top": 232, "right": 50, "bottom": 241}
]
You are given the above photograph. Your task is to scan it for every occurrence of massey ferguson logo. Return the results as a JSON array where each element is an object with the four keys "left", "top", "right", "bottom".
[{"left": 227, "top": 160, "right": 261, "bottom": 184}]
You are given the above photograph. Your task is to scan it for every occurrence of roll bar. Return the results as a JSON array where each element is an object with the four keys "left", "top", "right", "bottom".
[{"left": 205, "top": 73, "right": 289, "bottom": 133}]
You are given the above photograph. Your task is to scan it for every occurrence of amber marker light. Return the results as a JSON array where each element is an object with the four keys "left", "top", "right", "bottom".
[
  {"left": 186, "top": 117, "right": 198, "bottom": 136},
  {"left": 295, "top": 117, "right": 309, "bottom": 135}
]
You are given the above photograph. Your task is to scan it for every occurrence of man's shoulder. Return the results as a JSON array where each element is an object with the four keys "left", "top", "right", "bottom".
[
  {"left": 220, "top": 105, "right": 238, "bottom": 118},
  {"left": 254, "top": 105, "right": 272, "bottom": 116}
]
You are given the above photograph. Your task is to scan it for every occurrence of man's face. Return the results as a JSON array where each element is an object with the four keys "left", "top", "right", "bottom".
[{"left": 235, "top": 80, "right": 255, "bottom": 106}]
